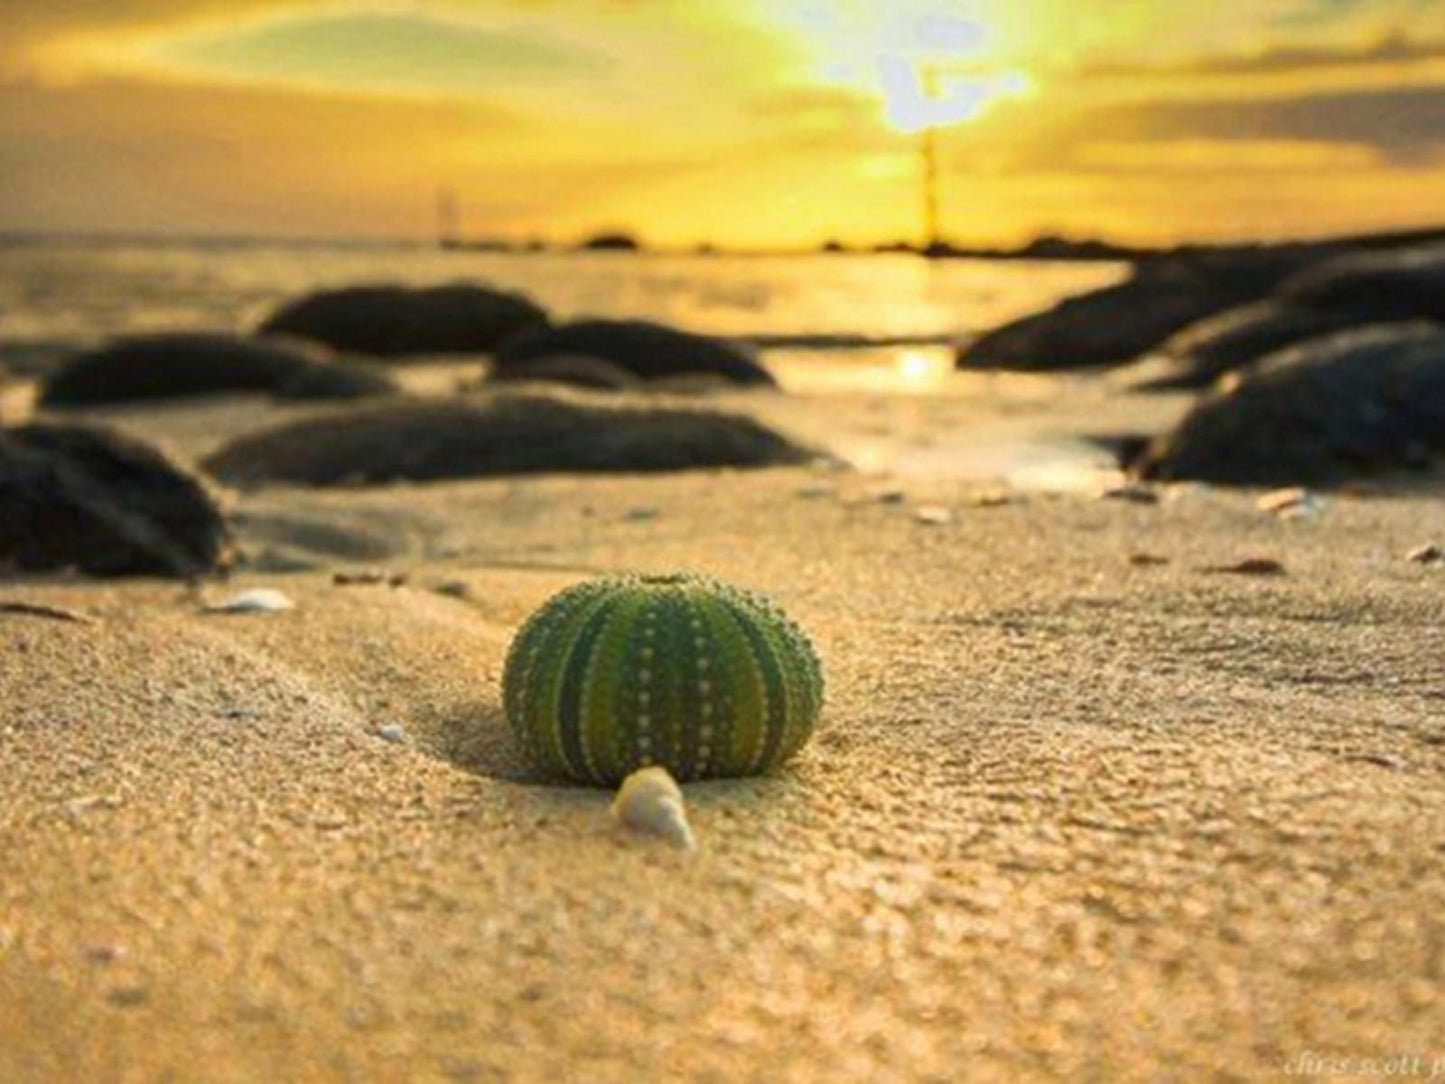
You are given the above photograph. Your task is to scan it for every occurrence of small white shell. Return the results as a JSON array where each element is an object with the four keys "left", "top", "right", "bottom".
[
  {"left": 913, "top": 505, "right": 953, "bottom": 525},
  {"left": 611, "top": 767, "right": 695, "bottom": 851},
  {"left": 203, "top": 588, "right": 295, "bottom": 615}
]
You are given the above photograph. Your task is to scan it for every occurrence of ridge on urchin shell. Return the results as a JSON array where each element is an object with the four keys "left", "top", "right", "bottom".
[{"left": 502, "top": 572, "right": 824, "bottom": 786}]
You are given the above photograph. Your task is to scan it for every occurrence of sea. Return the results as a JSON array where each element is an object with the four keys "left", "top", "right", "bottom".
[
  {"left": 0, "top": 236, "right": 1164, "bottom": 486},
  {"left": 0, "top": 236, "right": 1123, "bottom": 394}
]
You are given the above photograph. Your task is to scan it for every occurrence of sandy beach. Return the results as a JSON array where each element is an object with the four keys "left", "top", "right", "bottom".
[
  {"left": 4, "top": 382, "right": 1444, "bottom": 1082},
  {"left": 6, "top": 0, "right": 1445, "bottom": 1071}
]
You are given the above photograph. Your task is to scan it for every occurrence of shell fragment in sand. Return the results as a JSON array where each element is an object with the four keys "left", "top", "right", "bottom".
[
  {"left": 1256, "top": 487, "right": 1324, "bottom": 520},
  {"left": 203, "top": 588, "right": 296, "bottom": 615},
  {"left": 611, "top": 767, "right": 696, "bottom": 851},
  {"left": 0, "top": 600, "right": 93, "bottom": 624}
]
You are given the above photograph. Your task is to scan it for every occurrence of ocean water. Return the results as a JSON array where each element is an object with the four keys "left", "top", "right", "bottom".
[
  {"left": 0, "top": 238, "right": 1169, "bottom": 486},
  {"left": 0, "top": 237, "right": 1124, "bottom": 395}
]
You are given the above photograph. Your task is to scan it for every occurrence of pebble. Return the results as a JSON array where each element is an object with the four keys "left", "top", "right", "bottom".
[
  {"left": 107, "top": 985, "right": 149, "bottom": 1008},
  {"left": 431, "top": 580, "right": 473, "bottom": 599},
  {"left": 377, "top": 723, "right": 409, "bottom": 745},
  {"left": 333, "top": 570, "right": 407, "bottom": 587},
  {"left": 1128, "top": 553, "right": 1170, "bottom": 567},
  {"left": 1202, "top": 558, "right": 1286, "bottom": 577},
  {"left": 1100, "top": 482, "right": 1159, "bottom": 504},
  {"left": 81, "top": 943, "right": 126, "bottom": 965},
  {"left": 203, "top": 588, "right": 295, "bottom": 614},
  {"left": 971, "top": 490, "right": 1013, "bottom": 508},
  {"left": 1407, "top": 543, "right": 1443, "bottom": 565}
]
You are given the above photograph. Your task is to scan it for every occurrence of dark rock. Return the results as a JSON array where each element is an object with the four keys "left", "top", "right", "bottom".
[
  {"left": 1138, "top": 323, "right": 1445, "bottom": 486},
  {"left": 38, "top": 333, "right": 398, "bottom": 407},
  {"left": 274, "top": 358, "right": 400, "bottom": 401},
  {"left": 647, "top": 373, "right": 738, "bottom": 396},
  {"left": 958, "top": 251, "right": 1319, "bottom": 371},
  {"left": 0, "top": 422, "right": 231, "bottom": 577},
  {"left": 202, "top": 392, "right": 816, "bottom": 487},
  {"left": 493, "top": 319, "right": 776, "bottom": 387},
  {"left": 42, "top": 333, "right": 301, "bottom": 406},
  {"left": 1281, "top": 243, "right": 1445, "bottom": 322},
  {"left": 485, "top": 355, "right": 643, "bottom": 392},
  {"left": 260, "top": 283, "right": 548, "bottom": 357},
  {"left": 1131, "top": 301, "right": 1359, "bottom": 390},
  {"left": 0, "top": 340, "right": 80, "bottom": 378},
  {"left": 1083, "top": 432, "right": 1155, "bottom": 471}
]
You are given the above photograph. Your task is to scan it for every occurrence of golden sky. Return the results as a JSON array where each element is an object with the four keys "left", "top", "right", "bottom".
[{"left": 1, "top": 0, "right": 1442, "bottom": 246}]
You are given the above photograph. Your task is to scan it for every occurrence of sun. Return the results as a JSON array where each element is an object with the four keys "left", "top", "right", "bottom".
[{"left": 776, "top": 1, "right": 1034, "bottom": 134}]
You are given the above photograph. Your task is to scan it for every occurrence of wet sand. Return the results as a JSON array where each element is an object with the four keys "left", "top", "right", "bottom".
[{"left": 3, "top": 390, "right": 1445, "bottom": 1081}]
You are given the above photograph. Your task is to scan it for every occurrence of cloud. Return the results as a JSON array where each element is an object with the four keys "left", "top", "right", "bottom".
[
  {"left": 1077, "top": 32, "right": 1445, "bottom": 78},
  {"left": 0, "top": 1, "right": 287, "bottom": 76},
  {"left": 2, "top": 0, "right": 1444, "bottom": 245},
  {"left": 1267, "top": 0, "right": 1444, "bottom": 29},
  {"left": 927, "top": 77, "right": 1445, "bottom": 186},
  {"left": 140, "top": 9, "right": 611, "bottom": 94},
  {"left": 1069, "top": 138, "right": 1381, "bottom": 174},
  {"left": 1092, "top": 84, "right": 1445, "bottom": 166}
]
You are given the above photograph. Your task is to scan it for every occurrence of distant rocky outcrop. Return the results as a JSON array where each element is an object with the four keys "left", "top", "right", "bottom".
[
  {"left": 38, "top": 333, "right": 398, "bottom": 408},
  {"left": 580, "top": 233, "right": 641, "bottom": 252},
  {"left": 202, "top": 391, "right": 815, "bottom": 487},
  {"left": 1138, "top": 323, "right": 1445, "bottom": 485},
  {"left": 260, "top": 283, "right": 548, "bottom": 357},
  {"left": 0, "top": 422, "right": 231, "bottom": 577},
  {"left": 494, "top": 319, "right": 776, "bottom": 387}
]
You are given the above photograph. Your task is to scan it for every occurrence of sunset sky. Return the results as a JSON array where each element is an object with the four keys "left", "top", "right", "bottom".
[{"left": 1, "top": 0, "right": 1442, "bottom": 247}]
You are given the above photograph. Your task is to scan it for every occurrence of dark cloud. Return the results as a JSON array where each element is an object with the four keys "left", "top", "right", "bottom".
[
  {"left": 1078, "top": 33, "right": 1445, "bottom": 78},
  {"left": 1269, "top": 0, "right": 1443, "bottom": 29},
  {"left": 1095, "top": 84, "right": 1445, "bottom": 166},
  {"left": 939, "top": 81, "right": 1445, "bottom": 179}
]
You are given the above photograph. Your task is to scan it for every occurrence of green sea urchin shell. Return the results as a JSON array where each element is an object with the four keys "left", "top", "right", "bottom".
[{"left": 502, "top": 573, "right": 823, "bottom": 786}]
